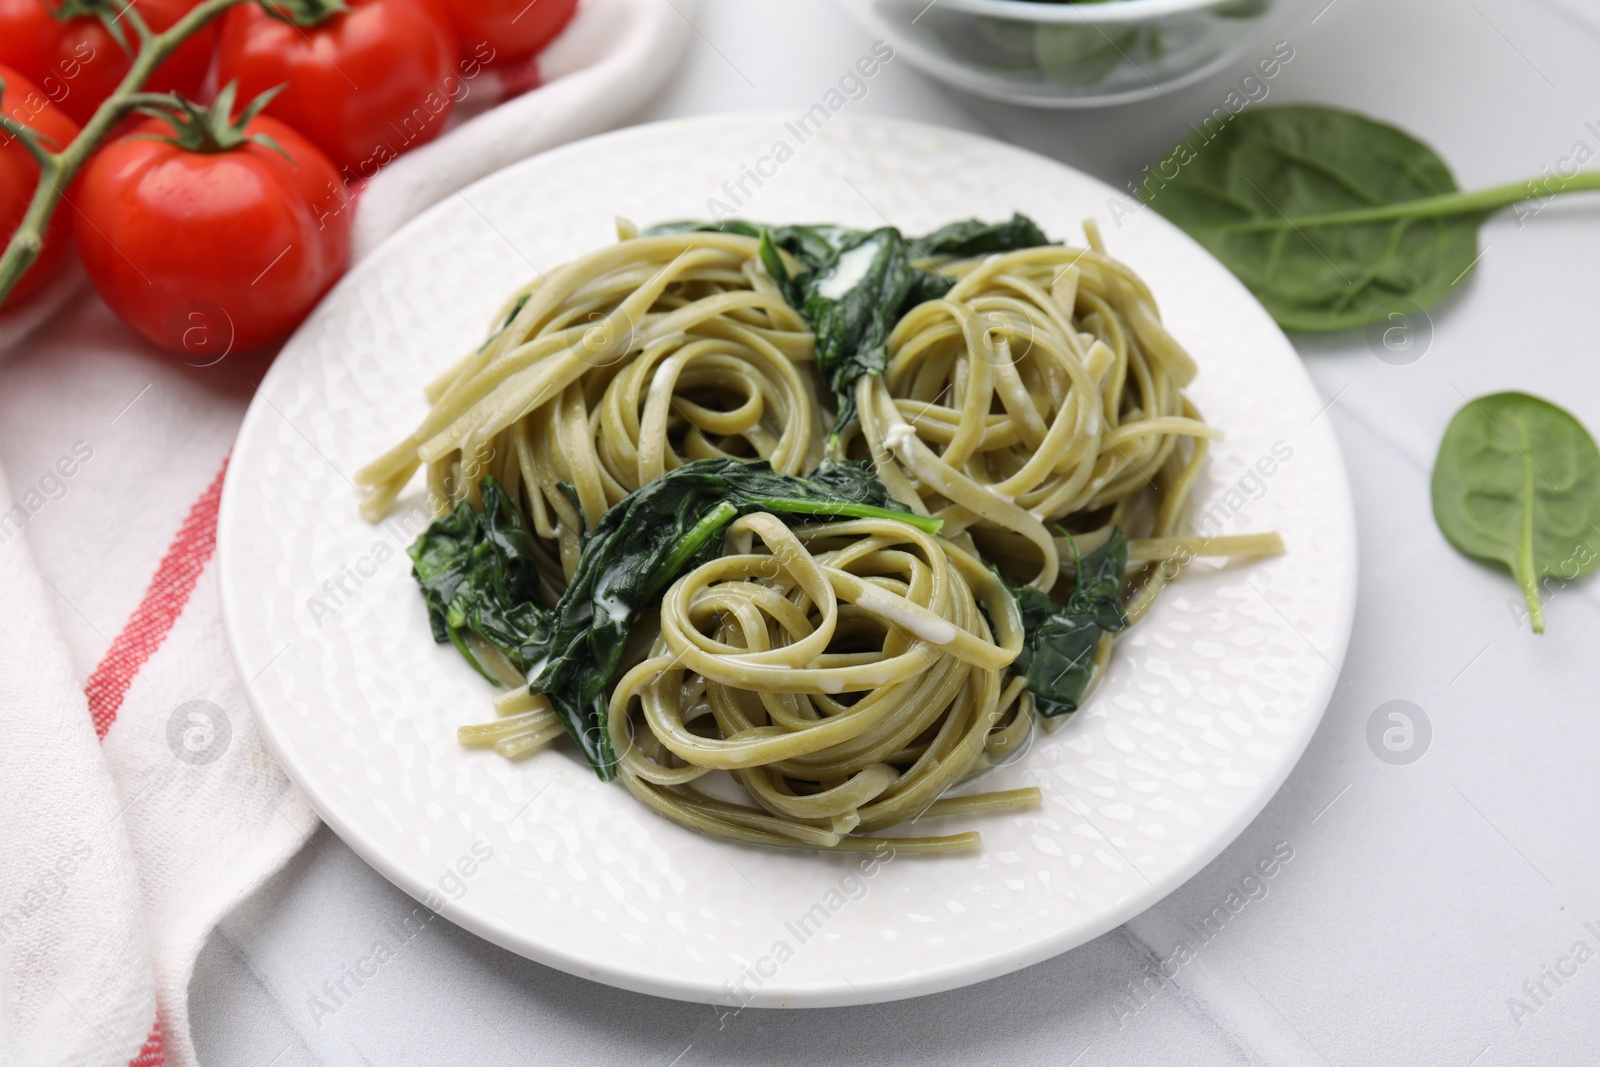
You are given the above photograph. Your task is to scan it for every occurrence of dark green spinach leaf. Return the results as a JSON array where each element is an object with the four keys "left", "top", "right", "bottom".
[
  {"left": 407, "top": 477, "right": 549, "bottom": 683},
  {"left": 763, "top": 226, "right": 945, "bottom": 441},
  {"left": 1007, "top": 528, "right": 1129, "bottom": 717},
  {"left": 1143, "top": 105, "right": 1600, "bottom": 332},
  {"left": 643, "top": 219, "right": 854, "bottom": 264},
  {"left": 645, "top": 216, "right": 1052, "bottom": 439},
  {"left": 411, "top": 460, "right": 939, "bottom": 779},
  {"left": 807, "top": 457, "right": 903, "bottom": 509},
  {"left": 1431, "top": 392, "right": 1600, "bottom": 634},
  {"left": 917, "top": 214, "right": 1052, "bottom": 257}
]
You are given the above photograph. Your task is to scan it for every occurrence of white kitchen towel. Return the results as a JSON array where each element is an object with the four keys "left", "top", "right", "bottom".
[{"left": 0, "top": 3, "right": 688, "bottom": 1064}]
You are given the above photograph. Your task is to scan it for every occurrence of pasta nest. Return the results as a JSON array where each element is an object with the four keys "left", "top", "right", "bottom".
[
  {"left": 857, "top": 245, "right": 1218, "bottom": 588},
  {"left": 357, "top": 232, "right": 822, "bottom": 585},
  {"left": 608, "top": 513, "right": 1034, "bottom": 852}
]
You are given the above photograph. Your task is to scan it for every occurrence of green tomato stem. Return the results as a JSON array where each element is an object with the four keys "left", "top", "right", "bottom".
[
  {"left": 0, "top": 0, "right": 251, "bottom": 306},
  {"left": 1196, "top": 172, "right": 1600, "bottom": 235}
]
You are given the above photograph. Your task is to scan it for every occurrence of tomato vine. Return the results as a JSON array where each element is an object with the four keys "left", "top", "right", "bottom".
[{"left": 0, "top": 0, "right": 333, "bottom": 304}]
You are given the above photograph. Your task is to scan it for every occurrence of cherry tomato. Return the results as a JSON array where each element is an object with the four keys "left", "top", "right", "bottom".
[
  {"left": 217, "top": 0, "right": 460, "bottom": 177},
  {"left": 439, "top": 0, "right": 577, "bottom": 67},
  {"left": 0, "top": 64, "right": 80, "bottom": 309},
  {"left": 0, "top": 0, "right": 218, "bottom": 127},
  {"left": 74, "top": 113, "right": 352, "bottom": 355}
]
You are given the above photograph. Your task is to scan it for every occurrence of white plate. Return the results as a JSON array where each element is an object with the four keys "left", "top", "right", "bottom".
[{"left": 218, "top": 113, "right": 1357, "bottom": 1008}]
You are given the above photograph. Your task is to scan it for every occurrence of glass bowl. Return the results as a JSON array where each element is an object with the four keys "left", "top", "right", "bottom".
[{"left": 837, "top": 0, "right": 1303, "bottom": 108}]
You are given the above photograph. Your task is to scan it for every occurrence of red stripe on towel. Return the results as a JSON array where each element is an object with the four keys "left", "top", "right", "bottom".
[
  {"left": 84, "top": 457, "right": 229, "bottom": 739},
  {"left": 128, "top": 1018, "right": 164, "bottom": 1067}
]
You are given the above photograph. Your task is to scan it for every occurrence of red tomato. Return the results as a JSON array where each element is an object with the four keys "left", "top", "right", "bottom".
[
  {"left": 439, "top": 0, "right": 577, "bottom": 67},
  {"left": 217, "top": 0, "right": 460, "bottom": 177},
  {"left": 0, "top": 0, "right": 218, "bottom": 127},
  {"left": 74, "top": 114, "right": 352, "bottom": 355},
  {"left": 0, "top": 64, "right": 79, "bottom": 309}
]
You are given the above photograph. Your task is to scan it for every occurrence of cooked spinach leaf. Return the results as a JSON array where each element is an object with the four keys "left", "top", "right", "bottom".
[
  {"left": 1143, "top": 105, "right": 1600, "bottom": 332},
  {"left": 644, "top": 216, "right": 1051, "bottom": 439},
  {"left": 1431, "top": 392, "right": 1600, "bottom": 634},
  {"left": 411, "top": 459, "right": 939, "bottom": 779},
  {"left": 644, "top": 219, "right": 765, "bottom": 238},
  {"left": 553, "top": 480, "right": 586, "bottom": 543},
  {"left": 643, "top": 219, "right": 855, "bottom": 264},
  {"left": 1007, "top": 528, "right": 1129, "bottom": 716},
  {"left": 407, "top": 477, "right": 549, "bottom": 683},
  {"left": 807, "top": 456, "right": 903, "bottom": 509},
  {"left": 918, "top": 214, "right": 1051, "bottom": 257},
  {"left": 764, "top": 225, "right": 944, "bottom": 441}
]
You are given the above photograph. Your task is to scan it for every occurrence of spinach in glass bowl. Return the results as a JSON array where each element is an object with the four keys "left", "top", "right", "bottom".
[{"left": 835, "top": 0, "right": 1293, "bottom": 108}]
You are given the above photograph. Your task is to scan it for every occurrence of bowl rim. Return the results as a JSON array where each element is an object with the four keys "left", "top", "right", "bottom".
[{"left": 883, "top": 0, "right": 1252, "bottom": 22}]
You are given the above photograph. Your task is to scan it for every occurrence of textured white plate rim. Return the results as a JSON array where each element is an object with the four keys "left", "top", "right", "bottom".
[{"left": 218, "top": 111, "right": 1358, "bottom": 1008}]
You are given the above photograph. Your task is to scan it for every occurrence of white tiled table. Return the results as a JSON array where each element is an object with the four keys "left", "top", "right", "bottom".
[{"left": 192, "top": 1, "right": 1600, "bottom": 1062}]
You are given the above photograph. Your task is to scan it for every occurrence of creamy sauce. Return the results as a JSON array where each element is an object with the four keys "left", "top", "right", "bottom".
[
  {"left": 598, "top": 594, "right": 631, "bottom": 625},
  {"left": 853, "top": 585, "right": 960, "bottom": 646},
  {"left": 816, "top": 240, "right": 881, "bottom": 300},
  {"left": 851, "top": 661, "right": 903, "bottom": 688},
  {"left": 884, "top": 422, "right": 918, "bottom": 456}
]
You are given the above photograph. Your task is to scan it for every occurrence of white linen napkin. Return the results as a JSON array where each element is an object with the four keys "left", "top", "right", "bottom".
[{"left": 0, "top": 3, "right": 687, "bottom": 1064}]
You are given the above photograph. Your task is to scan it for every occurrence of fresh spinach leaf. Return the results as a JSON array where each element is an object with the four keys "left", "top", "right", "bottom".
[
  {"left": 1034, "top": 23, "right": 1136, "bottom": 88},
  {"left": 1143, "top": 105, "right": 1600, "bottom": 332},
  {"left": 1431, "top": 392, "right": 1600, "bottom": 634},
  {"left": 411, "top": 460, "right": 940, "bottom": 779},
  {"left": 966, "top": 17, "right": 1042, "bottom": 73},
  {"left": 1007, "top": 528, "right": 1130, "bottom": 716}
]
